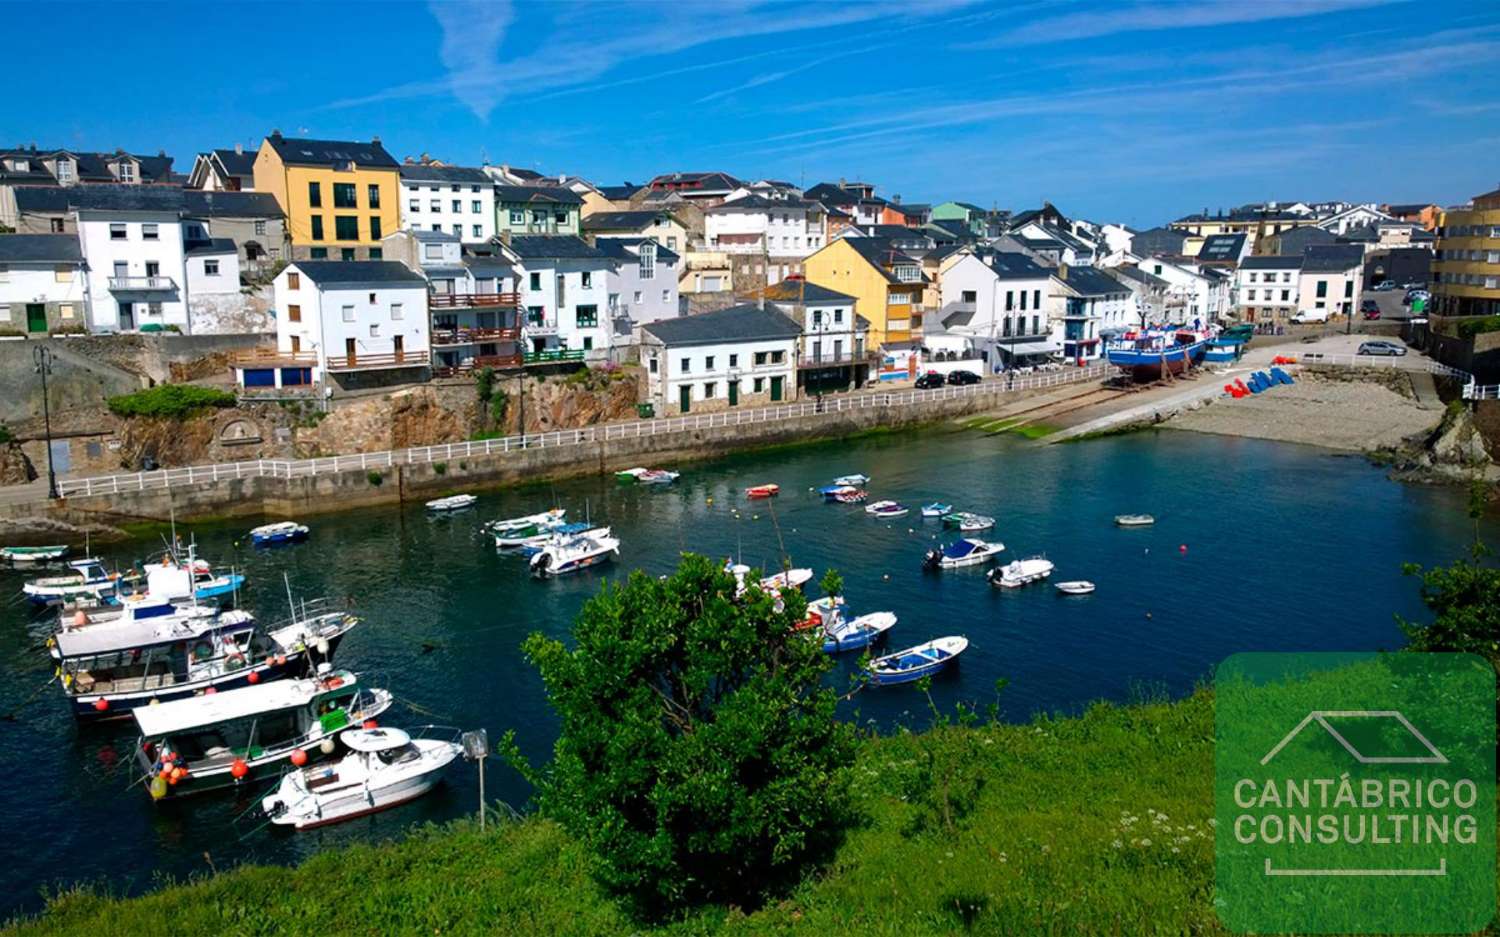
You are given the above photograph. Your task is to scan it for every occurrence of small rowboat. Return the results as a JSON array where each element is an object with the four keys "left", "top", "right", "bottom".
[
  {"left": 1115, "top": 514, "right": 1155, "bottom": 527},
  {"left": 745, "top": 484, "right": 780, "bottom": 499},
  {"left": 990, "top": 556, "right": 1055, "bottom": 589},
  {"left": 866, "top": 636, "right": 968, "bottom": 686},
  {"left": 250, "top": 522, "right": 309, "bottom": 547},
  {"left": 920, "top": 503, "right": 951, "bottom": 518},
  {"left": 426, "top": 494, "right": 478, "bottom": 513},
  {"left": 486, "top": 508, "right": 565, "bottom": 535},
  {"left": 1, "top": 545, "right": 68, "bottom": 564},
  {"left": 1055, "top": 580, "right": 1096, "bottom": 595},
  {"left": 942, "top": 511, "right": 995, "bottom": 532},
  {"left": 833, "top": 473, "right": 870, "bottom": 486},
  {"left": 822, "top": 611, "right": 896, "bottom": 654},
  {"left": 866, "top": 500, "right": 908, "bottom": 518}
]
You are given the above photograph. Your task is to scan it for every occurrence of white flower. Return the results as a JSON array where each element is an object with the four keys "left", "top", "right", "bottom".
[
  {"left": 1112, "top": 839, "right": 1123, "bottom": 849},
  {"left": 1140, "top": 838, "right": 1152, "bottom": 847}
]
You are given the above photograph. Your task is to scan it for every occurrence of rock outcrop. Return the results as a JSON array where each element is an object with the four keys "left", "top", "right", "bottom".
[{"left": 0, "top": 442, "right": 36, "bottom": 486}]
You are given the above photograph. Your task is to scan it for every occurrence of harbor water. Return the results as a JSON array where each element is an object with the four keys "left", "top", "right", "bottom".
[{"left": 0, "top": 426, "right": 1493, "bottom": 914}]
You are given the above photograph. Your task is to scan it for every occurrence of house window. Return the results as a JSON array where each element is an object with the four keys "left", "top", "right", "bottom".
[
  {"left": 633, "top": 290, "right": 643, "bottom": 304},
  {"left": 335, "top": 216, "right": 360, "bottom": 241},
  {"left": 667, "top": 236, "right": 678, "bottom": 250},
  {"left": 1019, "top": 290, "right": 1028, "bottom": 311},
  {"left": 342, "top": 304, "right": 355, "bottom": 322},
  {"left": 532, "top": 210, "right": 546, "bottom": 225},
  {"left": 703, "top": 382, "right": 715, "bottom": 399},
  {"left": 555, "top": 211, "right": 568, "bottom": 224},
  {"left": 1032, "top": 315, "right": 1040, "bottom": 334},
  {"left": 55, "top": 159, "right": 73, "bottom": 183},
  {"left": 576, "top": 305, "right": 598, "bottom": 327},
  {"left": 142, "top": 223, "right": 159, "bottom": 240},
  {"left": 310, "top": 247, "right": 327, "bottom": 259},
  {"left": 1316, "top": 281, "right": 1328, "bottom": 298},
  {"left": 59, "top": 303, "right": 74, "bottom": 319},
  {"left": 812, "top": 310, "right": 823, "bottom": 327},
  {"left": 54, "top": 265, "right": 72, "bottom": 283},
  {"left": 147, "top": 301, "right": 162, "bottom": 316},
  {"left": 1033, "top": 289, "right": 1041, "bottom": 308},
  {"left": 649, "top": 357, "right": 658, "bottom": 373},
  {"left": 962, "top": 290, "right": 977, "bottom": 303},
  {"left": 367, "top": 184, "right": 381, "bottom": 208},
  {"left": 510, "top": 210, "right": 524, "bottom": 224},
  {"left": 1343, "top": 281, "right": 1353, "bottom": 298},
  {"left": 205, "top": 259, "right": 220, "bottom": 276},
  {"left": 424, "top": 244, "right": 443, "bottom": 261},
  {"left": 341, "top": 248, "right": 356, "bottom": 261},
  {"left": 662, "top": 289, "right": 670, "bottom": 303},
  {"left": 50, "top": 218, "right": 64, "bottom": 233},
  {"left": 451, "top": 224, "right": 462, "bottom": 236},
  {"left": 308, "top": 181, "right": 322, "bottom": 207},
  {"left": 472, "top": 225, "right": 482, "bottom": 238},
  {"left": 754, "top": 351, "right": 767, "bottom": 365},
  {"left": 287, "top": 272, "right": 300, "bottom": 289},
  {"left": 581, "top": 271, "right": 593, "bottom": 288},
  {"left": 1005, "top": 290, "right": 1014, "bottom": 311},
  {"left": 753, "top": 377, "right": 764, "bottom": 393},
  {"left": 729, "top": 354, "right": 738, "bottom": 367},
  {"left": 254, "top": 220, "right": 267, "bottom": 236},
  {"left": 1003, "top": 318, "right": 1012, "bottom": 337},
  {"left": 452, "top": 200, "right": 462, "bottom": 213},
  {"left": 409, "top": 199, "right": 420, "bottom": 213},
  {"left": 118, "top": 162, "right": 136, "bottom": 183},
  {"left": 368, "top": 216, "right": 383, "bottom": 239},
  {"left": 770, "top": 350, "right": 784, "bottom": 363},
  {"left": 680, "top": 356, "right": 691, "bottom": 372},
  {"left": 430, "top": 200, "right": 441, "bottom": 212},
  {"left": 471, "top": 200, "right": 481, "bottom": 213},
  {"left": 529, "top": 272, "right": 542, "bottom": 290},
  {"left": 391, "top": 302, "right": 404, "bottom": 320},
  {"left": 333, "top": 183, "right": 357, "bottom": 208},
  {"left": 311, "top": 216, "right": 325, "bottom": 241},
  {"left": 288, "top": 303, "right": 301, "bottom": 322},
  {"left": 369, "top": 323, "right": 379, "bottom": 337},
  {"left": 705, "top": 355, "right": 715, "bottom": 369},
  {"left": 110, "top": 223, "right": 127, "bottom": 240}
]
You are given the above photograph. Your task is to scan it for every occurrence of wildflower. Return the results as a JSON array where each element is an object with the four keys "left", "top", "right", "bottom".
[
  {"left": 1112, "top": 839, "right": 1123, "bottom": 849},
  {"left": 1140, "top": 838, "right": 1152, "bottom": 847}
]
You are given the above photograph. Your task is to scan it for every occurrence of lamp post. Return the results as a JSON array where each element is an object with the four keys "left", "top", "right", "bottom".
[{"left": 32, "top": 345, "right": 60, "bottom": 499}]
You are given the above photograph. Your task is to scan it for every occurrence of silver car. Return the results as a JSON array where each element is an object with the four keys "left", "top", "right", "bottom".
[{"left": 1357, "top": 341, "right": 1406, "bottom": 357}]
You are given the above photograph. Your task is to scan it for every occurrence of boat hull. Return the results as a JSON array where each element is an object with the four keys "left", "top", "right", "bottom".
[
  {"left": 1105, "top": 340, "right": 1207, "bottom": 382},
  {"left": 252, "top": 530, "right": 308, "bottom": 547},
  {"left": 868, "top": 657, "right": 958, "bottom": 686}
]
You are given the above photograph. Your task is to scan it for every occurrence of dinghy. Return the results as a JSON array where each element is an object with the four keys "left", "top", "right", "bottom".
[
  {"left": 866, "top": 636, "right": 968, "bottom": 686},
  {"left": 425, "top": 494, "right": 478, "bottom": 513},
  {"left": 260, "top": 726, "right": 462, "bottom": 830},
  {"left": 23, "top": 558, "right": 123, "bottom": 605},
  {"left": 822, "top": 611, "right": 897, "bottom": 654},
  {"left": 1, "top": 545, "right": 68, "bottom": 564},
  {"left": 250, "top": 522, "right": 310, "bottom": 547},
  {"left": 942, "top": 512, "right": 995, "bottom": 532},
  {"left": 494, "top": 520, "right": 585, "bottom": 550},
  {"left": 923, "top": 538, "right": 1005, "bottom": 569},
  {"left": 485, "top": 508, "right": 565, "bottom": 536},
  {"left": 866, "top": 501, "right": 909, "bottom": 519},
  {"left": 1114, "top": 514, "right": 1154, "bottom": 527},
  {"left": 990, "top": 556, "right": 1055, "bottom": 589},
  {"left": 745, "top": 484, "right": 780, "bottom": 499},
  {"left": 1055, "top": 580, "right": 1096, "bottom": 595},
  {"left": 833, "top": 474, "right": 870, "bottom": 486},
  {"left": 529, "top": 527, "right": 620, "bottom": 577},
  {"left": 920, "top": 503, "right": 952, "bottom": 518},
  {"left": 616, "top": 467, "right": 680, "bottom": 485}
]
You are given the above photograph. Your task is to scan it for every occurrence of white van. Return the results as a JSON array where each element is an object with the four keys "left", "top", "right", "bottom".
[{"left": 1290, "top": 309, "right": 1329, "bottom": 324}]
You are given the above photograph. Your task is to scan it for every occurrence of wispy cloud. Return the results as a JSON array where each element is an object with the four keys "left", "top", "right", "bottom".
[
  {"left": 428, "top": 0, "right": 515, "bottom": 120},
  {"left": 693, "top": 46, "right": 881, "bottom": 105}
]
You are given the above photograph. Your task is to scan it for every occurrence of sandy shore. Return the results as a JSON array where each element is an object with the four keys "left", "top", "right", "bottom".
[{"left": 1163, "top": 374, "right": 1442, "bottom": 452}]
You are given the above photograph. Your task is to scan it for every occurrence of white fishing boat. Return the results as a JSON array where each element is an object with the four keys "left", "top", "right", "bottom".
[
  {"left": 923, "top": 538, "right": 1005, "bottom": 569},
  {"left": 616, "top": 467, "right": 680, "bottom": 485},
  {"left": 822, "top": 611, "right": 897, "bottom": 654},
  {"left": 729, "top": 563, "right": 814, "bottom": 596},
  {"left": 425, "top": 494, "right": 478, "bottom": 513},
  {"left": 495, "top": 520, "right": 586, "bottom": 550},
  {"left": 990, "top": 556, "right": 1055, "bottom": 589},
  {"left": 485, "top": 508, "right": 565, "bottom": 535},
  {"left": 1, "top": 545, "right": 68, "bottom": 564},
  {"left": 833, "top": 473, "right": 870, "bottom": 486},
  {"left": 1114, "top": 514, "right": 1155, "bottom": 527},
  {"left": 866, "top": 636, "right": 968, "bottom": 686},
  {"left": 920, "top": 503, "right": 951, "bottom": 518},
  {"left": 942, "top": 512, "right": 995, "bottom": 532},
  {"left": 23, "top": 558, "right": 125, "bottom": 605},
  {"left": 529, "top": 527, "right": 620, "bottom": 577},
  {"left": 1055, "top": 580, "right": 1096, "bottom": 595},
  {"left": 249, "top": 522, "right": 310, "bottom": 547},
  {"left": 260, "top": 726, "right": 463, "bottom": 830},
  {"left": 867, "top": 501, "right": 909, "bottom": 519}
]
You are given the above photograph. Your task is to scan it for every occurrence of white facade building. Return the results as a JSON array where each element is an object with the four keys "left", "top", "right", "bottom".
[
  {"left": 705, "top": 194, "right": 825, "bottom": 257},
  {"left": 641, "top": 303, "right": 801, "bottom": 415},
  {"left": 1235, "top": 256, "right": 1302, "bottom": 323},
  {"left": 0, "top": 234, "right": 88, "bottom": 334},
  {"left": 1135, "top": 256, "right": 1222, "bottom": 325},
  {"left": 77, "top": 209, "right": 190, "bottom": 332},
  {"left": 502, "top": 235, "right": 613, "bottom": 361},
  {"left": 1316, "top": 204, "right": 1391, "bottom": 236},
  {"left": 597, "top": 238, "right": 681, "bottom": 331},
  {"left": 399, "top": 165, "right": 496, "bottom": 244},
  {"left": 936, "top": 250, "right": 1060, "bottom": 369}
]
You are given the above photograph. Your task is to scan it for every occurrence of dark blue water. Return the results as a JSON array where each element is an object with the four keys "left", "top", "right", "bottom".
[{"left": 0, "top": 427, "right": 1492, "bottom": 914}]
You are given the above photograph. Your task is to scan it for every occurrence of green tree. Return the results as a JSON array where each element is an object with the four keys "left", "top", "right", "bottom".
[
  {"left": 505, "top": 553, "right": 857, "bottom": 915},
  {"left": 1399, "top": 556, "right": 1500, "bottom": 661}
]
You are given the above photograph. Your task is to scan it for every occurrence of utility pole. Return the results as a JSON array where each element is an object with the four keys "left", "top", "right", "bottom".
[{"left": 32, "top": 345, "right": 60, "bottom": 500}]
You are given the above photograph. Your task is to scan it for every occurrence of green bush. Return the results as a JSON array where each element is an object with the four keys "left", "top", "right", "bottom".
[
  {"left": 433, "top": 461, "right": 447, "bottom": 476},
  {"left": 1455, "top": 315, "right": 1500, "bottom": 340},
  {"left": 106, "top": 384, "right": 236, "bottom": 419},
  {"left": 366, "top": 471, "right": 384, "bottom": 487},
  {"left": 0, "top": 424, "right": 12, "bottom": 444},
  {"left": 504, "top": 553, "right": 857, "bottom": 916},
  {"left": 49, "top": 324, "right": 86, "bottom": 337}
]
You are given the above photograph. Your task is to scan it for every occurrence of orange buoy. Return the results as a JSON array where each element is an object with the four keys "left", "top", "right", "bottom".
[
  {"left": 230, "top": 759, "right": 248, "bottom": 779},
  {"left": 92, "top": 698, "right": 109, "bottom": 712},
  {"left": 1179, "top": 544, "right": 1188, "bottom": 553},
  {"left": 247, "top": 671, "right": 260, "bottom": 685},
  {"left": 362, "top": 719, "right": 378, "bottom": 730},
  {"left": 290, "top": 748, "right": 309, "bottom": 767}
]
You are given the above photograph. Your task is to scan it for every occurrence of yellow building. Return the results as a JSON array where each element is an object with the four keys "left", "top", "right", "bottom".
[
  {"left": 253, "top": 132, "right": 401, "bottom": 261},
  {"left": 803, "top": 237, "right": 927, "bottom": 348},
  {"left": 1168, "top": 209, "right": 1318, "bottom": 256},
  {"left": 1432, "top": 187, "right": 1500, "bottom": 317}
]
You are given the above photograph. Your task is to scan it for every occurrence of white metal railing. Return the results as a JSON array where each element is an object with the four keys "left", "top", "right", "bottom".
[
  {"left": 54, "top": 364, "right": 1111, "bottom": 499},
  {"left": 1291, "top": 352, "right": 1481, "bottom": 398},
  {"left": 1469, "top": 385, "right": 1499, "bottom": 400}
]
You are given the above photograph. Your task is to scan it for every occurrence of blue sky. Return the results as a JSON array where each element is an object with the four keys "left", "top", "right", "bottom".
[{"left": 6, "top": 0, "right": 1498, "bottom": 226}]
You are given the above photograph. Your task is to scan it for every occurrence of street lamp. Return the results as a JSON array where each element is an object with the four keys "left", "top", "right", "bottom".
[{"left": 32, "top": 345, "right": 60, "bottom": 500}]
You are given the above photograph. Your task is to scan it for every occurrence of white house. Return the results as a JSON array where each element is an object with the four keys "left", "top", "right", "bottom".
[
  {"left": 501, "top": 235, "right": 612, "bottom": 362},
  {"left": 751, "top": 279, "right": 871, "bottom": 393},
  {"left": 1235, "top": 255, "right": 1302, "bottom": 324},
  {"left": 1053, "top": 265, "right": 1130, "bottom": 361},
  {"left": 399, "top": 165, "right": 496, "bottom": 244},
  {"left": 596, "top": 237, "right": 680, "bottom": 332},
  {"left": 1316, "top": 204, "right": 1391, "bottom": 236},
  {"left": 77, "top": 207, "right": 191, "bottom": 332},
  {"left": 182, "top": 234, "right": 245, "bottom": 333},
  {"left": 936, "top": 250, "right": 1060, "bottom": 370},
  {"left": 0, "top": 234, "right": 88, "bottom": 334},
  {"left": 1098, "top": 223, "right": 1136, "bottom": 256},
  {"left": 254, "top": 260, "right": 431, "bottom": 389},
  {"left": 1297, "top": 245, "right": 1365, "bottom": 319},
  {"left": 704, "top": 194, "right": 826, "bottom": 257},
  {"left": 641, "top": 303, "right": 801, "bottom": 415},
  {"left": 1134, "top": 255, "right": 1222, "bottom": 325}
]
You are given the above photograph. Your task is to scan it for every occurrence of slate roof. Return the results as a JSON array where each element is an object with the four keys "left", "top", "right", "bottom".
[
  {"left": 1130, "top": 226, "right": 1188, "bottom": 256},
  {"left": 213, "top": 148, "right": 256, "bottom": 176},
  {"left": 593, "top": 237, "right": 680, "bottom": 264},
  {"left": 866, "top": 224, "right": 931, "bottom": 243},
  {"left": 0, "top": 148, "right": 175, "bottom": 185},
  {"left": 399, "top": 164, "right": 493, "bottom": 185},
  {"left": 494, "top": 185, "right": 581, "bottom": 205},
  {"left": 840, "top": 237, "right": 926, "bottom": 284},
  {"left": 983, "top": 251, "right": 1052, "bottom": 280},
  {"left": 1172, "top": 208, "right": 1305, "bottom": 224},
  {"left": 1110, "top": 264, "right": 1169, "bottom": 288},
  {"left": 290, "top": 261, "right": 426, "bottom": 286},
  {"left": 1384, "top": 202, "right": 1435, "bottom": 215},
  {"left": 598, "top": 183, "right": 640, "bottom": 201},
  {"left": 706, "top": 194, "right": 817, "bottom": 213},
  {"left": 582, "top": 210, "right": 675, "bottom": 231},
  {"left": 184, "top": 237, "right": 237, "bottom": 256},
  {"left": 13, "top": 185, "right": 283, "bottom": 217},
  {"left": 643, "top": 303, "right": 800, "bottom": 347},
  {"left": 506, "top": 235, "right": 605, "bottom": 259},
  {"left": 1274, "top": 226, "right": 1336, "bottom": 252},
  {"left": 0, "top": 234, "right": 84, "bottom": 263},
  {"left": 1197, "top": 233, "right": 1246, "bottom": 262},
  {"left": 646, "top": 171, "right": 743, "bottom": 192},
  {"left": 1056, "top": 265, "right": 1127, "bottom": 297},
  {"left": 1300, "top": 244, "right": 1365, "bottom": 273},
  {"left": 264, "top": 134, "right": 398, "bottom": 169},
  {"left": 753, "top": 279, "right": 856, "bottom": 305}
]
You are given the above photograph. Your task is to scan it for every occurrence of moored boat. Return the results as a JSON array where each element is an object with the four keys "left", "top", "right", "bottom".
[
  {"left": 866, "top": 636, "right": 968, "bottom": 686},
  {"left": 1055, "top": 580, "right": 1096, "bottom": 595},
  {"left": 616, "top": 467, "right": 679, "bottom": 485},
  {"left": 23, "top": 558, "right": 124, "bottom": 605},
  {"left": 250, "top": 522, "right": 310, "bottom": 547},
  {"left": 866, "top": 500, "right": 909, "bottom": 519},
  {"left": 1204, "top": 336, "right": 1247, "bottom": 364},
  {"left": 833, "top": 473, "right": 870, "bottom": 486},
  {"left": 1114, "top": 514, "right": 1155, "bottom": 527},
  {"left": 494, "top": 520, "right": 585, "bottom": 550},
  {"left": 941, "top": 511, "right": 995, "bottom": 532},
  {"left": 425, "top": 494, "right": 478, "bottom": 513},
  {"left": 1104, "top": 329, "right": 1208, "bottom": 383},
  {"left": 821, "top": 611, "right": 897, "bottom": 654},
  {"left": 485, "top": 508, "right": 566, "bottom": 536},
  {"left": 923, "top": 538, "right": 1005, "bottom": 569},
  {"left": 990, "top": 556, "right": 1055, "bottom": 589},
  {"left": 920, "top": 503, "right": 952, "bottom": 518},
  {"left": 260, "top": 726, "right": 463, "bottom": 830},
  {"left": 745, "top": 484, "right": 780, "bottom": 499},
  {"left": 1, "top": 545, "right": 68, "bottom": 564},
  {"left": 529, "top": 527, "right": 620, "bottom": 577}
]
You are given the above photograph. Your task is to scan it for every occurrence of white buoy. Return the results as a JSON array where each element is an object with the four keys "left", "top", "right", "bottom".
[
  {"left": 320, "top": 738, "right": 336, "bottom": 754},
  {"left": 315, "top": 637, "right": 330, "bottom": 656}
]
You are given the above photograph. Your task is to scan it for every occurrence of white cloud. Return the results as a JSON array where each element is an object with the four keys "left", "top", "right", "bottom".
[
  {"left": 429, "top": 0, "right": 515, "bottom": 121},
  {"left": 968, "top": 0, "right": 1403, "bottom": 47}
]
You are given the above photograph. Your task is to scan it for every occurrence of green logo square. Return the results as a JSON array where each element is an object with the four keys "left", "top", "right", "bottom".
[{"left": 1216, "top": 652, "right": 1495, "bottom": 934}]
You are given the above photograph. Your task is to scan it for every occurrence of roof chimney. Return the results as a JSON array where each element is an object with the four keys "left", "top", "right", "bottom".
[
  {"left": 372, "top": 136, "right": 381, "bottom": 145},
  {"left": 235, "top": 143, "right": 244, "bottom": 155},
  {"left": 839, "top": 177, "right": 846, "bottom": 190},
  {"left": 271, "top": 129, "right": 283, "bottom": 141}
]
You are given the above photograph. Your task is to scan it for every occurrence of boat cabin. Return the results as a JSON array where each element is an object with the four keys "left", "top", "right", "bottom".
[{"left": 55, "top": 616, "right": 263, "bottom": 698}]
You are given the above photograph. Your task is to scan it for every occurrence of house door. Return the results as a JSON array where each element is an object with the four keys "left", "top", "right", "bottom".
[
  {"left": 118, "top": 302, "right": 135, "bottom": 330},
  {"left": 728, "top": 381, "right": 739, "bottom": 407},
  {"left": 679, "top": 385, "right": 691, "bottom": 414},
  {"left": 25, "top": 304, "right": 47, "bottom": 333},
  {"left": 393, "top": 335, "right": 404, "bottom": 363},
  {"left": 345, "top": 338, "right": 357, "bottom": 367},
  {"left": 770, "top": 376, "right": 784, "bottom": 402},
  {"left": 49, "top": 440, "right": 70, "bottom": 474},
  {"left": 290, "top": 335, "right": 301, "bottom": 353}
]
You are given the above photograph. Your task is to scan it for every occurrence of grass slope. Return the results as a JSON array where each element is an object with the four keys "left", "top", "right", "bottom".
[{"left": 9, "top": 690, "right": 1221, "bottom": 936}]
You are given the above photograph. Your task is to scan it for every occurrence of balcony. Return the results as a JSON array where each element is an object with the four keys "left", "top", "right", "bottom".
[
  {"left": 432, "top": 353, "right": 524, "bottom": 377},
  {"left": 428, "top": 291, "right": 520, "bottom": 309},
  {"left": 324, "top": 350, "right": 431, "bottom": 372},
  {"left": 524, "top": 320, "right": 559, "bottom": 337},
  {"left": 796, "top": 350, "right": 878, "bottom": 369},
  {"left": 523, "top": 349, "right": 584, "bottom": 365},
  {"left": 109, "top": 275, "right": 176, "bottom": 292},
  {"left": 230, "top": 347, "right": 319, "bottom": 368},
  {"left": 431, "top": 326, "right": 522, "bottom": 347}
]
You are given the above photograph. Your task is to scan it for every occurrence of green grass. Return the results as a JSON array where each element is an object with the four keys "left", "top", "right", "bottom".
[
  {"left": 7, "top": 690, "right": 1230, "bottom": 936},
  {"left": 106, "top": 384, "right": 236, "bottom": 420}
]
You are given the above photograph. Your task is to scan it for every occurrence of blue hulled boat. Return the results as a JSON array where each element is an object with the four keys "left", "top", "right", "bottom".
[
  {"left": 250, "top": 522, "right": 310, "bottom": 547},
  {"left": 1105, "top": 329, "right": 1209, "bottom": 382},
  {"left": 866, "top": 636, "right": 968, "bottom": 686}
]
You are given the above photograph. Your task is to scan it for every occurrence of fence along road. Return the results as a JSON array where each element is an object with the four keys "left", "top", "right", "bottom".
[{"left": 50, "top": 364, "right": 1114, "bottom": 501}]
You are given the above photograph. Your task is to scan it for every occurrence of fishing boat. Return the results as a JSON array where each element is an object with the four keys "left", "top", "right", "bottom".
[
  {"left": 495, "top": 520, "right": 585, "bottom": 550},
  {"left": 260, "top": 726, "right": 463, "bottom": 830},
  {"left": 866, "top": 500, "right": 909, "bottom": 519},
  {"left": 529, "top": 527, "right": 620, "bottom": 577},
  {"left": 745, "top": 484, "right": 780, "bottom": 499},
  {"left": 250, "top": 522, "right": 310, "bottom": 547},
  {"left": 133, "top": 665, "right": 393, "bottom": 800},
  {"left": 55, "top": 597, "right": 360, "bottom": 721},
  {"left": 822, "top": 611, "right": 897, "bottom": 654},
  {"left": 616, "top": 467, "right": 680, "bottom": 485},
  {"left": 989, "top": 556, "right": 1055, "bottom": 589},
  {"left": 818, "top": 485, "right": 867, "bottom": 504},
  {"left": 942, "top": 511, "right": 995, "bottom": 532},
  {"left": 485, "top": 508, "right": 566, "bottom": 537},
  {"left": 730, "top": 563, "right": 814, "bottom": 597},
  {"left": 1104, "top": 329, "right": 1209, "bottom": 382},
  {"left": 866, "top": 637, "right": 968, "bottom": 686},
  {"left": 1220, "top": 323, "right": 1255, "bottom": 342},
  {"left": 1055, "top": 580, "right": 1096, "bottom": 595},
  {"left": 797, "top": 595, "right": 845, "bottom": 631},
  {"left": 923, "top": 538, "right": 1005, "bottom": 569},
  {"left": 129, "top": 548, "right": 243, "bottom": 603},
  {"left": 920, "top": 503, "right": 952, "bottom": 518},
  {"left": 425, "top": 494, "right": 478, "bottom": 513},
  {"left": 833, "top": 473, "right": 870, "bottom": 486},
  {"left": 23, "top": 558, "right": 125, "bottom": 605},
  {"left": 1, "top": 545, "right": 67, "bottom": 564},
  {"left": 1114, "top": 514, "right": 1155, "bottom": 527},
  {"left": 1204, "top": 336, "right": 1247, "bottom": 364}
]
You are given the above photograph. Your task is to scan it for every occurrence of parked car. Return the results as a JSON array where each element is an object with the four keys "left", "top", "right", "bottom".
[
  {"left": 946, "top": 369, "right": 981, "bottom": 386},
  {"left": 914, "top": 371, "right": 946, "bottom": 389},
  {"left": 1403, "top": 289, "right": 1430, "bottom": 306},
  {"left": 1372, "top": 280, "right": 1397, "bottom": 291},
  {"left": 1360, "top": 300, "right": 1380, "bottom": 320},
  {"left": 1357, "top": 340, "right": 1406, "bottom": 357},
  {"left": 1290, "top": 309, "right": 1329, "bottom": 324},
  {"left": 1401, "top": 280, "right": 1426, "bottom": 289}
]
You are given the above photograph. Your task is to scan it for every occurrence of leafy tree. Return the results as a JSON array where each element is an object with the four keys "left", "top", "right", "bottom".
[
  {"left": 504, "top": 553, "right": 857, "bottom": 915},
  {"left": 1399, "top": 556, "right": 1500, "bottom": 662},
  {"left": 819, "top": 567, "right": 843, "bottom": 601}
]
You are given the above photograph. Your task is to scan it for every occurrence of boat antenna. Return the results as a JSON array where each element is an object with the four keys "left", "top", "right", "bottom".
[
  {"left": 764, "top": 498, "right": 790, "bottom": 572},
  {"left": 284, "top": 572, "right": 296, "bottom": 622}
]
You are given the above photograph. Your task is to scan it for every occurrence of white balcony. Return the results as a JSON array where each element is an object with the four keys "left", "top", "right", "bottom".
[{"left": 109, "top": 276, "right": 177, "bottom": 292}]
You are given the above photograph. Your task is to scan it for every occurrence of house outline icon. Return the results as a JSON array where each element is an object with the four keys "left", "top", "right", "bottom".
[{"left": 1260, "top": 710, "right": 1448, "bottom": 766}]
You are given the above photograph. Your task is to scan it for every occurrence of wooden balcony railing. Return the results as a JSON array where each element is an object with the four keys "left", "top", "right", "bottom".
[
  {"left": 523, "top": 349, "right": 585, "bottom": 365},
  {"left": 428, "top": 291, "right": 520, "bottom": 309},
  {"left": 324, "top": 350, "right": 430, "bottom": 372},
  {"left": 432, "top": 353, "right": 524, "bottom": 377},
  {"left": 431, "top": 326, "right": 521, "bottom": 346},
  {"left": 230, "top": 348, "right": 319, "bottom": 366}
]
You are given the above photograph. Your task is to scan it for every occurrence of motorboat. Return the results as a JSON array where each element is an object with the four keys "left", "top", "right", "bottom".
[
  {"left": 23, "top": 558, "right": 125, "bottom": 605},
  {"left": 797, "top": 595, "right": 845, "bottom": 632},
  {"left": 923, "top": 538, "right": 1005, "bottom": 570},
  {"left": 990, "top": 556, "right": 1056, "bottom": 589},
  {"left": 1055, "top": 580, "right": 1096, "bottom": 595},
  {"left": 866, "top": 501, "right": 909, "bottom": 519},
  {"left": 425, "top": 494, "right": 478, "bottom": 513},
  {"left": 616, "top": 467, "right": 680, "bottom": 485},
  {"left": 822, "top": 611, "right": 897, "bottom": 654},
  {"left": 250, "top": 522, "right": 310, "bottom": 547},
  {"left": 833, "top": 474, "right": 870, "bottom": 486},
  {"left": 1114, "top": 514, "right": 1155, "bottom": 527},
  {"left": 729, "top": 563, "right": 813, "bottom": 597},
  {"left": 834, "top": 488, "right": 869, "bottom": 504},
  {"left": 485, "top": 508, "right": 565, "bottom": 536},
  {"left": 942, "top": 512, "right": 995, "bottom": 532},
  {"left": 920, "top": 503, "right": 952, "bottom": 518},
  {"left": 529, "top": 527, "right": 620, "bottom": 577},
  {"left": 131, "top": 548, "right": 243, "bottom": 603},
  {"left": 745, "top": 484, "right": 780, "bottom": 499},
  {"left": 133, "top": 665, "right": 393, "bottom": 800},
  {"left": 260, "top": 726, "right": 463, "bottom": 830},
  {"left": 495, "top": 520, "right": 586, "bottom": 550},
  {"left": 866, "top": 637, "right": 968, "bottom": 686},
  {"left": 1, "top": 545, "right": 67, "bottom": 564}
]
